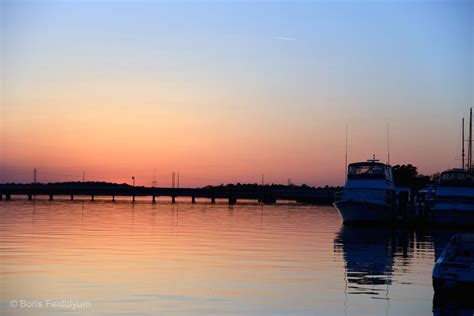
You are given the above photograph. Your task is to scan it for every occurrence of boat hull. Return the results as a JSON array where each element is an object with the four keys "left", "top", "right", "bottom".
[
  {"left": 433, "top": 277, "right": 474, "bottom": 293},
  {"left": 333, "top": 200, "right": 395, "bottom": 224},
  {"left": 431, "top": 206, "right": 474, "bottom": 226}
]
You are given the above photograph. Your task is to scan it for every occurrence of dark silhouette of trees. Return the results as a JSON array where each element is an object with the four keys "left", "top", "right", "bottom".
[
  {"left": 392, "top": 164, "right": 431, "bottom": 194},
  {"left": 393, "top": 164, "right": 418, "bottom": 187}
]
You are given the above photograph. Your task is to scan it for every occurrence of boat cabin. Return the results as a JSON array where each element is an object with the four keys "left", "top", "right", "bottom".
[
  {"left": 347, "top": 161, "right": 394, "bottom": 182},
  {"left": 438, "top": 169, "right": 474, "bottom": 188}
]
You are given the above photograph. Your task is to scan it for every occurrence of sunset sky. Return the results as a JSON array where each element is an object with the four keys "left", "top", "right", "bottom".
[{"left": 1, "top": 0, "right": 473, "bottom": 187}]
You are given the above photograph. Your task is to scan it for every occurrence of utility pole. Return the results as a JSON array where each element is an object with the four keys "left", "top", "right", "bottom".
[
  {"left": 82, "top": 170, "right": 85, "bottom": 182},
  {"left": 172, "top": 172, "right": 176, "bottom": 188},
  {"left": 177, "top": 171, "right": 180, "bottom": 189},
  {"left": 33, "top": 168, "right": 37, "bottom": 184},
  {"left": 261, "top": 173, "right": 264, "bottom": 186},
  {"left": 132, "top": 176, "right": 135, "bottom": 187}
]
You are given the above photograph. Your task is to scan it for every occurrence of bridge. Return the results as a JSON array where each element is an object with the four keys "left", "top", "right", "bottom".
[{"left": 0, "top": 183, "right": 337, "bottom": 205}]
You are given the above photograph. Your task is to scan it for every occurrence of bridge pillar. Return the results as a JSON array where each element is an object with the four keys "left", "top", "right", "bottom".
[
  {"left": 228, "top": 197, "right": 237, "bottom": 205},
  {"left": 112, "top": 195, "right": 115, "bottom": 202},
  {"left": 91, "top": 195, "right": 94, "bottom": 201},
  {"left": 0, "top": 194, "right": 2, "bottom": 201},
  {"left": 262, "top": 195, "right": 276, "bottom": 204},
  {"left": 28, "top": 194, "right": 32, "bottom": 201},
  {"left": 5, "top": 194, "right": 11, "bottom": 200},
  {"left": 70, "top": 195, "right": 74, "bottom": 201},
  {"left": 49, "top": 194, "right": 53, "bottom": 201},
  {"left": 132, "top": 195, "right": 136, "bottom": 203},
  {"left": 264, "top": 199, "right": 276, "bottom": 204},
  {"left": 172, "top": 196, "right": 176, "bottom": 204},
  {"left": 211, "top": 197, "right": 216, "bottom": 204},
  {"left": 191, "top": 196, "right": 196, "bottom": 204},
  {"left": 152, "top": 195, "right": 156, "bottom": 203}
]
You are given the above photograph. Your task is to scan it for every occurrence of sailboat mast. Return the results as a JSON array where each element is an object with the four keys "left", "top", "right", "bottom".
[
  {"left": 470, "top": 107, "right": 473, "bottom": 171},
  {"left": 462, "top": 117, "right": 465, "bottom": 170}
]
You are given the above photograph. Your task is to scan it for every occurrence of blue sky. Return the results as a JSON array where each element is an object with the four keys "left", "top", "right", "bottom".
[{"left": 1, "top": 0, "right": 473, "bottom": 185}]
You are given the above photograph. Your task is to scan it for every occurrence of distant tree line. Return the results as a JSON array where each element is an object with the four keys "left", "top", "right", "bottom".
[
  {"left": 1, "top": 181, "right": 342, "bottom": 193},
  {"left": 0, "top": 181, "right": 132, "bottom": 187},
  {"left": 5, "top": 170, "right": 437, "bottom": 196},
  {"left": 202, "top": 183, "right": 342, "bottom": 193}
]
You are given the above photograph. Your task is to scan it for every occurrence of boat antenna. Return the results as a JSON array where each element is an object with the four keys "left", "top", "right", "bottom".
[
  {"left": 345, "top": 123, "right": 348, "bottom": 180},
  {"left": 462, "top": 117, "right": 465, "bottom": 170},
  {"left": 387, "top": 123, "right": 391, "bottom": 165}
]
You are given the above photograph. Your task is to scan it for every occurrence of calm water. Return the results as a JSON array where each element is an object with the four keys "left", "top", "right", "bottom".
[{"left": 0, "top": 199, "right": 471, "bottom": 315}]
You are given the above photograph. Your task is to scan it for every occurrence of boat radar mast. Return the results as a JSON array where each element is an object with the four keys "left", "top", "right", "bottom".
[{"left": 367, "top": 154, "right": 380, "bottom": 163}]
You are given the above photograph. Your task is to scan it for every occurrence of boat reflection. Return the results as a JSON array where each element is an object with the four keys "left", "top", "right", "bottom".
[
  {"left": 334, "top": 225, "right": 474, "bottom": 315},
  {"left": 334, "top": 226, "right": 398, "bottom": 296}
]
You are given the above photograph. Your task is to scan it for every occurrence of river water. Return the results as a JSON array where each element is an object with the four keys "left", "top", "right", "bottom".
[{"left": 0, "top": 199, "right": 471, "bottom": 315}]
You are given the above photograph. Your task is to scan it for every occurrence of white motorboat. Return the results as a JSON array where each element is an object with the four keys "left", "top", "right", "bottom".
[
  {"left": 334, "top": 159, "right": 397, "bottom": 224},
  {"left": 431, "top": 169, "right": 474, "bottom": 226},
  {"left": 433, "top": 234, "right": 474, "bottom": 292}
]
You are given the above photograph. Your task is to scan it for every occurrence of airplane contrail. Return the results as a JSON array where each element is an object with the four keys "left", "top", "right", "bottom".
[{"left": 275, "top": 36, "right": 296, "bottom": 41}]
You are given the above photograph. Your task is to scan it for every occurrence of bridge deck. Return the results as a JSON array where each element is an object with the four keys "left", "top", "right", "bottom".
[{"left": 0, "top": 185, "right": 336, "bottom": 205}]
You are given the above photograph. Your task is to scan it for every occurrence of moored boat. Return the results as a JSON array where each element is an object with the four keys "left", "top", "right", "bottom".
[
  {"left": 334, "top": 159, "right": 397, "bottom": 224},
  {"left": 430, "top": 169, "right": 474, "bottom": 226},
  {"left": 433, "top": 234, "right": 474, "bottom": 292}
]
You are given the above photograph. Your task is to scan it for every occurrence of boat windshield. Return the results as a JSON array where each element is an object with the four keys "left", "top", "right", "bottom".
[
  {"left": 439, "top": 171, "right": 474, "bottom": 187},
  {"left": 347, "top": 163, "right": 391, "bottom": 181}
]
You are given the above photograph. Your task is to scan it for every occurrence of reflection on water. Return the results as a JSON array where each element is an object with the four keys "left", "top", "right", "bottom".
[
  {"left": 334, "top": 226, "right": 394, "bottom": 295},
  {"left": 0, "top": 199, "right": 472, "bottom": 315},
  {"left": 334, "top": 225, "right": 474, "bottom": 316}
]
